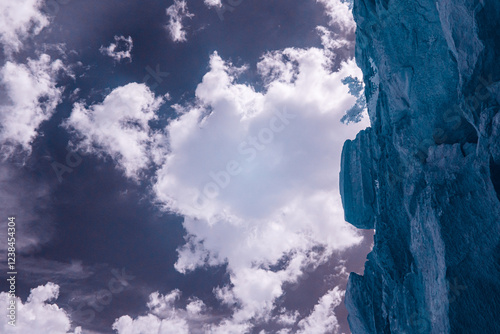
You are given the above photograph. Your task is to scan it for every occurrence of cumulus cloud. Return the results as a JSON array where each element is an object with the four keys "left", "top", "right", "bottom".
[
  {"left": 166, "top": 0, "right": 194, "bottom": 43},
  {"left": 153, "top": 47, "right": 369, "bottom": 329},
  {"left": 113, "top": 290, "right": 210, "bottom": 334},
  {"left": 0, "top": 282, "right": 81, "bottom": 334},
  {"left": 100, "top": 35, "right": 133, "bottom": 63},
  {"left": 71, "top": 3, "right": 366, "bottom": 330},
  {"left": 0, "top": 0, "right": 50, "bottom": 55},
  {"left": 297, "top": 287, "right": 344, "bottom": 334},
  {"left": 64, "top": 83, "right": 165, "bottom": 180},
  {"left": 0, "top": 54, "right": 66, "bottom": 158}
]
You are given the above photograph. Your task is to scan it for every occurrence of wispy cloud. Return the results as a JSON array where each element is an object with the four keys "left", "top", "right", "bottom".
[
  {"left": 166, "top": 0, "right": 194, "bottom": 43},
  {"left": 99, "top": 35, "right": 133, "bottom": 63}
]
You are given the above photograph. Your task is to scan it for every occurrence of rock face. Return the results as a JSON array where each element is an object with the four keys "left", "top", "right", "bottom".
[{"left": 340, "top": 0, "right": 500, "bottom": 333}]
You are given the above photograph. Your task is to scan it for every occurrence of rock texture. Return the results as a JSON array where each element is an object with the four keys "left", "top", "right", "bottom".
[{"left": 340, "top": 0, "right": 500, "bottom": 333}]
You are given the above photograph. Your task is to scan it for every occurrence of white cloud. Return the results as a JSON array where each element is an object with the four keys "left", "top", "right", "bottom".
[
  {"left": 297, "top": 287, "right": 344, "bottom": 334},
  {"left": 0, "top": 54, "right": 66, "bottom": 158},
  {"left": 186, "top": 299, "right": 206, "bottom": 315},
  {"left": 100, "top": 35, "right": 133, "bottom": 63},
  {"left": 204, "top": 0, "right": 222, "bottom": 8},
  {"left": 206, "top": 320, "right": 251, "bottom": 334},
  {"left": 112, "top": 290, "right": 209, "bottom": 334},
  {"left": 316, "top": 25, "right": 352, "bottom": 53},
  {"left": 314, "top": 0, "right": 357, "bottom": 64},
  {"left": 275, "top": 308, "right": 300, "bottom": 326},
  {"left": 64, "top": 83, "right": 165, "bottom": 180},
  {"left": 0, "top": 282, "right": 81, "bottom": 334},
  {"left": 316, "top": 0, "right": 356, "bottom": 33},
  {"left": 112, "top": 287, "right": 346, "bottom": 334},
  {"left": 0, "top": 0, "right": 50, "bottom": 55},
  {"left": 166, "top": 0, "right": 194, "bottom": 43},
  {"left": 113, "top": 314, "right": 189, "bottom": 334},
  {"left": 153, "top": 47, "right": 369, "bottom": 329}
]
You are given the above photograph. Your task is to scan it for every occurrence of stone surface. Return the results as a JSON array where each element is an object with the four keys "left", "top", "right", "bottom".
[{"left": 340, "top": 0, "right": 500, "bottom": 333}]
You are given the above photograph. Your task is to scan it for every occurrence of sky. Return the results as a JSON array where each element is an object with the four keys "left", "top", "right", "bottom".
[{"left": 0, "top": 0, "right": 373, "bottom": 333}]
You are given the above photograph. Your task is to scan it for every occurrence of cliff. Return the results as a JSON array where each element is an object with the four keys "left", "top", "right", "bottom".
[{"left": 340, "top": 0, "right": 500, "bottom": 333}]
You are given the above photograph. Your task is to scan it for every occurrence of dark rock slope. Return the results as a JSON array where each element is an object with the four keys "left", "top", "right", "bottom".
[{"left": 340, "top": 0, "right": 500, "bottom": 333}]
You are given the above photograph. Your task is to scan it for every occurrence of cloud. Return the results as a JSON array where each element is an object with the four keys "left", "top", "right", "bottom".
[
  {"left": 0, "top": 282, "right": 81, "bottom": 334},
  {"left": 0, "top": 53, "right": 66, "bottom": 260},
  {"left": 203, "top": 0, "right": 222, "bottom": 8},
  {"left": 62, "top": 3, "right": 367, "bottom": 330},
  {"left": 296, "top": 287, "right": 344, "bottom": 334},
  {"left": 316, "top": 0, "right": 356, "bottom": 33},
  {"left": 99, "top": 35, "right": 133, "bottom": 63},
  {"left": 153, "top": 47, "right": 369, "bottom": 329},
  {"left": 64, "top": 83, "right": 166, "bottom": 180},
  {"left": 0, "top": 54, "right": 66, "bottom": 158},
  {"left": 112, "top": 290, "right": 211, "bottom": 334},
  {"left": 0, "top": 257, "right": 94, "bottom": 285},
  {"left": 113, "top": 314, "right": 188, "bottom": 334},
  {"left": 316, "top": 25, "right": 351, "bottom": 54},
  {"left": 297, "top": 287, "right": 344, "bottom": 334},
  {"left": 314, "top": 0, "right": 357, "bottom": 65},
  {"left": 165, "top": 0, "right": 194, "bottom": 43},
  {"left": 0, "top": 0, "right": 50, "bottom": 55},
  {"left": 112, "top": 286, "right": 345, "bottom": 334}
]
